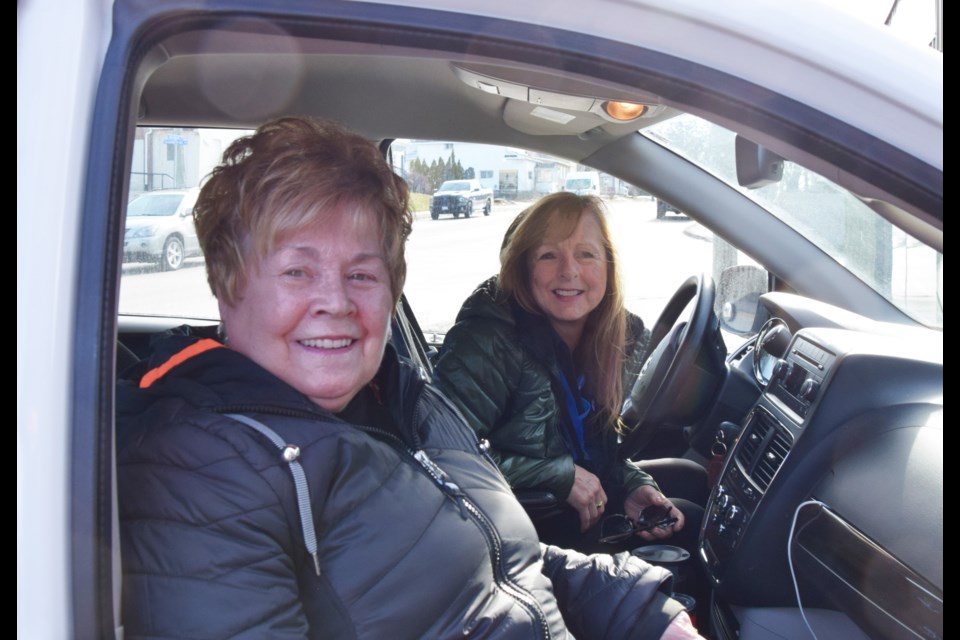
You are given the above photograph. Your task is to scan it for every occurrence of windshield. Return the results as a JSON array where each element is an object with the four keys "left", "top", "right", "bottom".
[
  {"left": 439, "top": 181, "right": 471, "bottom": 191},
  {"left": 121, "top": 121, "right": 940, "bottom": 333},
  {"left": 120, "top": 129, "right": 735, "bottom": 335},
  {"left": 565, "top": 179, "right": 592, "bottom": 189},
  {"left": 127, "top": 194, "right": 184, "bottom": 217},
  {"left": 641, "top": 114, "right": 942, "bottom": 328}
]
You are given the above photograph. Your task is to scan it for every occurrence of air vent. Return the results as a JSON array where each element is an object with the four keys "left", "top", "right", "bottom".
[
  {"left": 736, "top": 415, "right": 770, "bottom": 468},
  {"left": 736, "top": 409, "right": 793, "bottom": 492},
  {"left": 752, "top": 429, "right": 791, "bottom": 490}
]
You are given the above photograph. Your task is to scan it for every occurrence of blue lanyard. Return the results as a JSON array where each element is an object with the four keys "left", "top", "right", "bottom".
[{"left": 557, "top": 373, "right": 592, "bottom": 461}]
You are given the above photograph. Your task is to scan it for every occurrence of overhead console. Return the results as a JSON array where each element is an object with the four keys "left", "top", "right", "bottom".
[{"left": 699, "top": 322, "right": 942, "bottom": 636}]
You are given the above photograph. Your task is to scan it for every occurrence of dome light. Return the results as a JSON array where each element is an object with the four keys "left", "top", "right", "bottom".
[{"left": 602, "top": 101, "right": 647, "bottom": 121}]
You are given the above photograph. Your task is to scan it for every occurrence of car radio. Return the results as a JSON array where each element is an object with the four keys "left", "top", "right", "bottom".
[{"left": 766, "top": 337, "right": 834, "bottom": 419}]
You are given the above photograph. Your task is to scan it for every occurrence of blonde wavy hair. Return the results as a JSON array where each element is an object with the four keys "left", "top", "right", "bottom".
[{"left": 499, "top": 192, "right": 626, "bottom": 425}]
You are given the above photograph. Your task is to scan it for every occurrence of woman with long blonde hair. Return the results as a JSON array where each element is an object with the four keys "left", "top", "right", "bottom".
[{"left": 436, "top": 192, "right": 705, "bottom": 550}]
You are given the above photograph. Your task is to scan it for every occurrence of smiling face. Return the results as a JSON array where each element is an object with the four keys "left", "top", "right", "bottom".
[
  {"left": 527, "top": 212, "right": 608, "bottom": 350},
  {"left": 218, "top": 206, "right": 394, "bottom": 412}
]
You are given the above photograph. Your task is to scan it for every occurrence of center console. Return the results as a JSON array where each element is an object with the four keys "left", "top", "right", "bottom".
[
  {"left": 700, "top": 334, "right": 834, "bottom": 586},
  {"left": 699, "top": 300, "right": 943, "bottom": 640}
]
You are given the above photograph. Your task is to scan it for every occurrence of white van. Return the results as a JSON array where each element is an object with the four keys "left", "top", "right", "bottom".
[{"left": 564, "top": 171, "right": 601, "bottom": 196}]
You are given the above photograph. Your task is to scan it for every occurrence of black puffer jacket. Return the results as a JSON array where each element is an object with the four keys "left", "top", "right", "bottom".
[
  {"left": 117, "top": 334, "right": 682, "bottom": 639},
  {"left": 433, "top": 277, "right": 656, "bottom": 504}
]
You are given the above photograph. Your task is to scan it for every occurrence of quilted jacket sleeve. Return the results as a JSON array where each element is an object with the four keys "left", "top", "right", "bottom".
[
  {"left": 621, "top": 458, "right": 660, "bottom": 495},
  {"left": 540, "top": 543, "right": 684, "bottom": 640},
  {"left": 434, "top": 317, "right": 577, "bottom": 500},
  {"left": 118, "top": 408, "right": 310, "bottom": 639}
]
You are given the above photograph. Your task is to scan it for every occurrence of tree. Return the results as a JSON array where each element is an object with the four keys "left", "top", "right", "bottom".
[
  {"left": 445, "top": 149, "right": 465, "bottom": 180},
  {"left": 429, "top": 158, "right": 444, "bottom": 190},
  {"left": 406, "top": 158, "right": 431, "bottom": 193},
  {"left": 404, "top": 149, "right": 476, "bottom": 192}
]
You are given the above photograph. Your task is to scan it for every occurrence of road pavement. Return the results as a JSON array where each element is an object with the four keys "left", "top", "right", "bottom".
[{"left": 119, "top": 196, "right": 717, "bottom": 337}]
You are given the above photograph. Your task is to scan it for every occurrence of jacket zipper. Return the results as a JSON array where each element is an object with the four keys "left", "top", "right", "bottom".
[
  {"left": 411, "top": 389, "right": 551, "bottom": 640},
  {"left": 459, "top": 498, "right": 551, "bottom": 639},
  {"left": 319, "top": 418, "right": 552, "bottom": 639}
]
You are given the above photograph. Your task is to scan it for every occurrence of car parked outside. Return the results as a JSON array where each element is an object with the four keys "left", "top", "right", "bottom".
[
  {"left": 123, "top": 188, "right": 201, "bottom": 270},
  {"left": 563, "top": 171, "right": 601, "bottom": 197},
  {"left": 429, "top": 179, "right": 493, "bottom": 218}
]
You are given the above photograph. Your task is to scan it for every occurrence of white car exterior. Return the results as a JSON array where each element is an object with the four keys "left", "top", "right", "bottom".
[
  {"left": 430, "top": 179, "right": 493, "bottom": 218},
  {"left": 18, "top": 1, "right": 941, "bottom": 638},
  {"left": 123, "top": 188, "right": 201, "bottom": 270}
]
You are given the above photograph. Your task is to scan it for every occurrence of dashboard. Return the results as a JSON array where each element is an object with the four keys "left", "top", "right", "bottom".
[{"left": 702, "top": 293, "right": 942, "bottom": 640}]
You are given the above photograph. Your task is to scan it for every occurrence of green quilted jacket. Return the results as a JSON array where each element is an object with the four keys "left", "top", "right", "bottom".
[{"left": 433, "top": 277, "right": 656, "bottom": 504}]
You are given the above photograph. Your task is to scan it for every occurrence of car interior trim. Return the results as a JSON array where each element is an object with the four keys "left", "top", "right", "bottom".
[
  {"left": 126, "top": 1, "right": 942, "bottom": 218},
  {"left": 792, "top": 502, "right": 943, "bottom": 640}
]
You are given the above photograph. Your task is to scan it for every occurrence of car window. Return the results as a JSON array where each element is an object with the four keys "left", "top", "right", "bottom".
[
  {"left": 406, "top": 185, "right": 753, "bottom": 344},
  {"left": 120, "top": 128, "right": 250, "bottom": 318},
  {"left": 121, "top": 131, "right": 760, "bottom": 348},
  {"left": 643, "top": 114, "right": 943, "bottom": 328},
  {"left": 438, "top": 181, "right": 471, "bottom": 190}
]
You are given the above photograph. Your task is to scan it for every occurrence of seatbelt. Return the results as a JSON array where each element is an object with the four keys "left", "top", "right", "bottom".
[{"left": 225, "top": 413, "right": 322, "bottom": 576}]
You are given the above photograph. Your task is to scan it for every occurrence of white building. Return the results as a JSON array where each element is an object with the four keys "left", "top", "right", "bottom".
[
  {"left": 395, "top": 140, "right": 577, "bottom": 198},
  {"left": 130, "top": 128, "right": 248, "bottom": 198}
]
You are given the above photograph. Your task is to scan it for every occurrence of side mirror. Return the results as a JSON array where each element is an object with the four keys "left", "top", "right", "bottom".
[
  {"left": 716, "top": 265, "right": 769, "bottom": 336},
  {"left": 736, "top": 135, "right": 783, "bottom": 189}
]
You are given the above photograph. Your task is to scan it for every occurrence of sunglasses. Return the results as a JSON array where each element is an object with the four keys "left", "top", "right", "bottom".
[{"left": 598, "top": 505, "right": 678, "bottom": 544}]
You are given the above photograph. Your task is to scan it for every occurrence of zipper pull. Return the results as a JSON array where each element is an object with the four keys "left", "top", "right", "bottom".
[
  {"left": 414, "top": 449, "right": 448, "bottom": 484},
  {"left": 452, "top": 492, "right": 469, "bottom": 519},
  {"left": 414, "top": 450, "right": 469, "bottom": 519},
  {"left": 444, "top": 482, "right": 469, "bottom": 520}
]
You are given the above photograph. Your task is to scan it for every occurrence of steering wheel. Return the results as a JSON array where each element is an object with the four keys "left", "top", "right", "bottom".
[{"left": 619, "top": 273, "right": 725, "bottom": 458}]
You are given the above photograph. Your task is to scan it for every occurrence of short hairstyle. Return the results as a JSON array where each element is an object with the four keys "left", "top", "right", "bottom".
[
  {"left": 499, "top": 191, "right": 627, "bottom": 423},
  {"left": 194, "top": 117, "right": 412, "bottom": 306}
]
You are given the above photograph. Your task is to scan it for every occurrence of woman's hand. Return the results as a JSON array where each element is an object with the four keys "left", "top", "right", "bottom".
[
  {"left": 566, "top": 465, "right": 608, "bottom": 532},
  {"left": 623, "top": 485, "right": 684, "bottom": 541}
]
